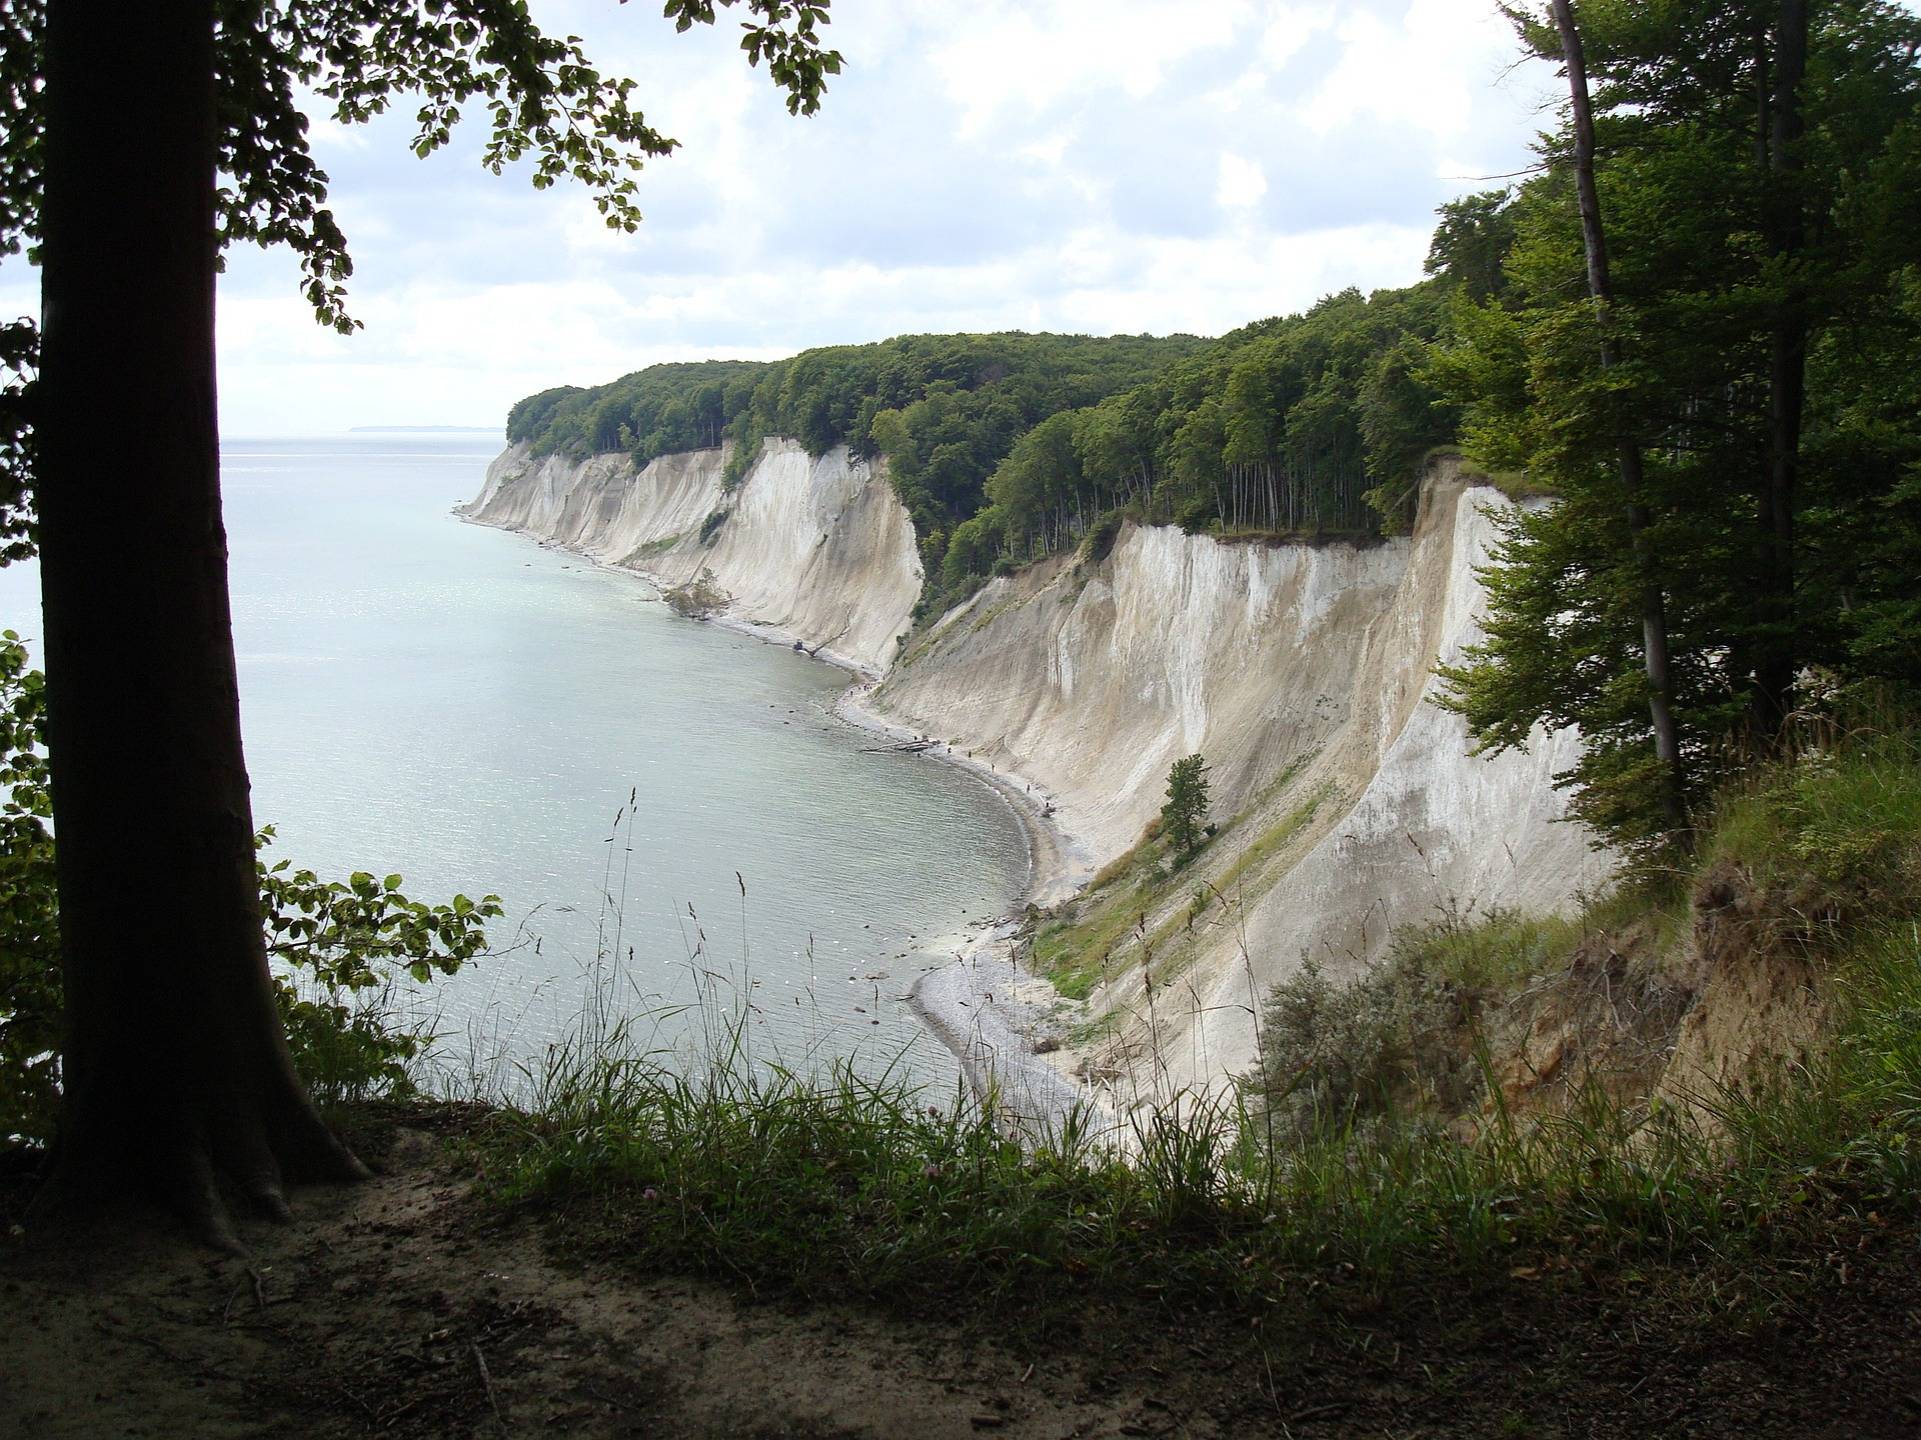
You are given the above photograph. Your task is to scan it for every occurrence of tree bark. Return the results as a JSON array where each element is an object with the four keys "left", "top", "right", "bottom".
[
  {"left": 1753, "top": 0, "right": 1808, "bottom": 738},
  {"left": 1550, "top": 0, "right": 1689, "bottom": 834},
  {"left": 36, "top": 0, "right": 363, "bottom": 1247}
]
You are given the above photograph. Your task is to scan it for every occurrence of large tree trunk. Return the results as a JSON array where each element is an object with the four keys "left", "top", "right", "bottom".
[
  {"left": 1550, "top": 0, "right": 1690, "bottom": 835},
  {"left": 35, "top": 0, "right": 362, "bottom": 1247},
  {"left": 1753, "top": 0, "right": 1809, "bottom": 738}
]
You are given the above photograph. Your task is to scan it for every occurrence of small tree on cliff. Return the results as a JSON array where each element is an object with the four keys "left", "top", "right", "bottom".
[
  {"left": 12, "top": 0, "right": 837, "bottom": 1245},
  {"left": 1161, "top": 754, "right": 1211, "bottom": 864}
]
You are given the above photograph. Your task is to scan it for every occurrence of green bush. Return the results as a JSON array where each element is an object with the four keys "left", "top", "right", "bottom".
[
  {"left": 1246, "top": 941, "right": 1483, "bottom": 1144},
  {"left": 662, "top": 566, "right": 729, "bottom": 619},
  {"left": 0, "top": 633, "right": 59, "bottom": 1147}
]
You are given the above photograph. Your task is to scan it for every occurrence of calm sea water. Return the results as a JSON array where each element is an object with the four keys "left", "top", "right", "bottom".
[{"left": 0, "top": 434, "right": 1027, "bottom": 1091}]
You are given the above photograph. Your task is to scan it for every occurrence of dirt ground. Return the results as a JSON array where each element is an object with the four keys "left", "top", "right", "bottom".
[{"left": 5, "top": 1113, "right": 1921, "bottom": 1439}]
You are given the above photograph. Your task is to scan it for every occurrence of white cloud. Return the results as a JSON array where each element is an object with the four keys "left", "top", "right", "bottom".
[
  {"left": 925, "top": 0, "right": 1255, "bottom": 136},
  {"left": 1258, "top": 4, "right": 1338, "bottom": 70},
  {"left": 182, "top": 0, "right": 1561, "bottom": 432},
  {"left": 1297, "top": 0, "right": 1539, "bottom": 152},
  {"left": 1216, "top": 152, "right": 1268, "bottom": 210}
]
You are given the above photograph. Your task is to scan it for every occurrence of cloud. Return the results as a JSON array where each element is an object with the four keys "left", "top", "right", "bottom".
[
  {"left": 924, "top": 0, "right": 1255, "bottom": 137},
  {"left": 194, "top": 0, "right": 1559, "bottom": 432}
]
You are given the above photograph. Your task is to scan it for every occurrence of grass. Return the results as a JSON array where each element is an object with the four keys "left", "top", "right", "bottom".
[
  {"left": 1703, "top": 720, "right": 1921, "bottom": 910},
  {"left": 1029, "top": 850, "right": 1204, "bottom": 998},
  {"left": 470, "top": 921, "right": 1921, "bottom": 1316},
  {"left": 1210, "top": 783, "right": 1328, "bottom": 900},
  {"left": 1031, "top": 758, "right": 1324, "bottom": 1001},
  {"left": 623, "top": 532, "right": 685, "bottom": 561},
  {"left": 465, "top": 714, "right": 1921, "bottom": 1328}
]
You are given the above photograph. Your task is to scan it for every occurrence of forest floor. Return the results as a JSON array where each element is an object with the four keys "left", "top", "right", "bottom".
[{"left": 4, "top": 1104, "right": 1921, "bottom": 1439}]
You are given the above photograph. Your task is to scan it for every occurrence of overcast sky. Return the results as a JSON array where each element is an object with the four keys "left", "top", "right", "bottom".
[{"left": 12, "top": 1, "right": 1566, "bottom": 435}]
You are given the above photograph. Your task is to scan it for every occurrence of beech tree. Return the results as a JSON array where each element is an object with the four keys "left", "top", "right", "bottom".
[
  {"left": 1545, "top": 0, "right": 1688, "bottom": 833},
  {"left": 8, "top": 0, "right": 838, "bottom": 1246},
  {"left": 1436, "top": 0, "right": 1921, "bottom": 848}
]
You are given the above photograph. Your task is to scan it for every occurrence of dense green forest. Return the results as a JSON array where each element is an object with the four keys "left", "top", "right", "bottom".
[
  {"left": 503, "top": 300, "right": 1466, "bottom": 607},
  {"left": 940, "top": 282, "right": 1458, "bottom": 599},
  {"left": 505, "top": 332, "right": 1207, "bottom": 571}
]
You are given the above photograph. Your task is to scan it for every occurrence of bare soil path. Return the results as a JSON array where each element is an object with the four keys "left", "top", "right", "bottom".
[{"left": 5, "top": 1110, "right": 1921, "bottom": 1438}]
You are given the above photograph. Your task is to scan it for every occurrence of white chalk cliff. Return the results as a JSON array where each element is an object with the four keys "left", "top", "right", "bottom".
[
  {"left": 466, "top": 442, "right": 1611, "bottom": 1088},
  {"left": 464, "top": 438, "right": 921, "bottom": 675}
]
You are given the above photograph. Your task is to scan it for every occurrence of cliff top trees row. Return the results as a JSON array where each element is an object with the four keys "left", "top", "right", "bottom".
[
  {"left": 501, "top": 283, "right": 1466, "bottom": 604},
  {"left": 937, "top": 281, "right": 1464, "bottom": 606},
  {"left": 505, "top": 329, "right": 1205, "bottom": 569}
]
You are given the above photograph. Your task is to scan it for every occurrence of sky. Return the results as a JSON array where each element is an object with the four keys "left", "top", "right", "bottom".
[{"left": 6, "top": 0, "right": 1565, "bottom": 435}]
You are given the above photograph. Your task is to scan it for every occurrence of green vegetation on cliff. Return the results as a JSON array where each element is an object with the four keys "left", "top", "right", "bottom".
[{"left": 504, "top": 331, "right": 1206, "bottom": 569}]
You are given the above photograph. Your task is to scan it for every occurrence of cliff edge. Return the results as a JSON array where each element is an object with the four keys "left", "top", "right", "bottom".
[{"left": 876, "top": 468, "right": 1610, "bottom": 1093}]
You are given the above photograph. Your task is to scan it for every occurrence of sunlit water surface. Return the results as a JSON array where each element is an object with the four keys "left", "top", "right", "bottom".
[{"left": 0, "top": 435, "right": 1028, "bottom": 1093}]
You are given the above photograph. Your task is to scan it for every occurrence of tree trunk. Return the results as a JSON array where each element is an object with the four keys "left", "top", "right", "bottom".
[
  {"left": 1551, "top": 0, "right": 1689, "bottom": 834},
  {"left": 35, "top": 0, "right": 364, "bottom": 1247},
  {"left": 1753, "top": 0, "right": 1808, "bottom": 738}
]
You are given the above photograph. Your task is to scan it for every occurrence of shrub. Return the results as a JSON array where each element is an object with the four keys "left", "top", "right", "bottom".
[
  {"left": 1247, "top": 949, "right": 1478, "bottom": 1143},
  {"left": 258, "top": 833, "right": 501, "bottom": 1105},
  {"left": 0, "top": 633, "right": 59, "bottom": 1147},
  {"left": 663, "top": 567, "right": 729, "bottom": 619},
  {"left": 1245, "top": 902, "right": 1601, "bottom": 1145}
]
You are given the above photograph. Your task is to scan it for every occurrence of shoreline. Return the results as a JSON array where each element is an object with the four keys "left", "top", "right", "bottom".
[
  {"left": 459, "top": 506, "right": 1099, "bottom": 1115},
  {"left": 831, "top": 680, "right": 1091, "bottom": 910},
  {"left": 832, "top": 683, "right": 1103, "bottom": 1134},
  {"left": 459, "top": 507, "right": 1093, "bottom": 907}
]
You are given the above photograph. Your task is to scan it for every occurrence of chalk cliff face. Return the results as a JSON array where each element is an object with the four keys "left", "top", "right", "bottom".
[
  {"left": 463, "top": 439, "right": 921, "bottom": 675},
  {"left": 466, "top": 442, "right": 1610, "bottom": 1086},
  {"left": 873, "top": 469, "right": 1611, "bottom": 1090}
]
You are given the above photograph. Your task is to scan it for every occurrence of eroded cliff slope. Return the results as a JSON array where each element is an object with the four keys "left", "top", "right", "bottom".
[{"left": 875, "top": 468, "right": 1612, "bottom": 1091}]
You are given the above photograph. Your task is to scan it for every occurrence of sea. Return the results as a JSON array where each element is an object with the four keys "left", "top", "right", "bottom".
[{"left": 0, "top": 433, "right": 1029, "bottom": 1095}]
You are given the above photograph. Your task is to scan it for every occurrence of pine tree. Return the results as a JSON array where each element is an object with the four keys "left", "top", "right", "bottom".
[{"left": 1161, "top": 755, "right": 1212, "bottom": 863}]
